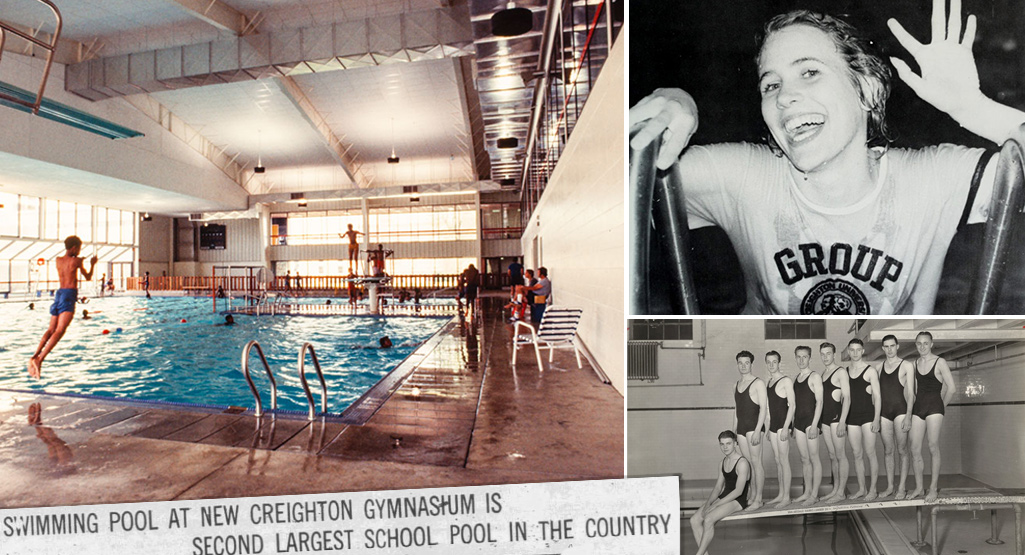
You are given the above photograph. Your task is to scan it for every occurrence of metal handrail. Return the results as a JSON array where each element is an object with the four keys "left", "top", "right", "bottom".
[
  {"left": 968, "top": 124, "right": 1025, "bottom": 314},
  {"left": 629, "top": 132, "right": 700, "bottom": 315},
  {"left": 297, "top": 342, "right": 327, "bottom": 420},
  {"left": 0, "top": 0, "right": 62, "bottom": 114},
  {"left": 241, "top": 340, "right": 278, "bottom": 417}
]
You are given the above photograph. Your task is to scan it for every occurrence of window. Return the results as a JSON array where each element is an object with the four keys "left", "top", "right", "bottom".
[
  {"left": 121, "top": 210, "right": 134, "bottom": 244},
  {"left": 58, "top": 201, "right": 76, "bottom": 240},
  {"left": 95, "top": 208, "right": 107, "bottom": 243},
  {"left": 0, "top": 192, "right": 17, "bottom": 236},
  {"left": 20, "top": 196, "right": 39, "bottom": 238},
  {"left": 77, "top": 204, "right": 92, "bottom": 242},
  {"left": 44, "top": 199, "right": 59, "bottom": 239},
  {"left": 764, "top": 319, "right": 827, "bottom": 340},
  {"left": 629, "top": 319, "right": 694, "bottom": 341}
]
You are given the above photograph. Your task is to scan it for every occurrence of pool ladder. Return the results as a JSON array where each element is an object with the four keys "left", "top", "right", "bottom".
[{"left": 241, "top": 340, "right": 328, "bottom": 420}]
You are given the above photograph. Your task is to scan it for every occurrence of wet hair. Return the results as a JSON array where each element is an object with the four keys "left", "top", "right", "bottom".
[
  {"left": 848, "top": 338, "right": 864, "bottom": 347},
  {"left": 917, "top": 331, "right": 934, "bottom": 342},
  {"left": 795, "top": 345, "right": 812, "bottom": 357},
  {"left": 758, "top": 10, "right": 892, "bottom": 150},
  {"left": 64, "top": 236, "right": 82, "bottom": 250},
  {"left": 882, "top": 334, "right": 899, "bottom": 345},
  {"left": 718, "top": 430, "right": 738, "bottom": 442},
  {"left": 736, "top": 350, "right": 755, "bottom": 363},
  {"left": 765, "top": 350, "right": 781, "bottom": 363},
  {"left": 820, "top": 342, "right": 836, "bottom": 354}
]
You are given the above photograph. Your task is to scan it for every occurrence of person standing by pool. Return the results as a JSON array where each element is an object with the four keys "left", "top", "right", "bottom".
[
  {"left": 28, "top": 236, "right": 97, "bottom": 378},
  {"left": 820, "top": 342, "right": 851, "bottom": 504},
  {"left": 733, "top": 350, "right": 767, "bottom": 510},
  {"left": 879, "top": 334, "right": 915, "bottom": 499},
  {"left": 765, "top": 350, "right": 795, "bottom": 508},
  {"left": 910, "top": 331, "right": 954, "bottom": 502},
  {"left": 792, "top": 345, "right": 824, "bottom": 506},
  {"left": 98, "top": 273, "right": 106, "bottom": 298},
  {"left": 690, "top": 430, "right": 750, "bottom": 555},
  {"left": 527, "top": 267, "right": 551, "bottom": 324},
  {"left": 845, "top": 338, "right": 882, "bottom": 501},
  {"left": 340, "top": 224, "right": 363, "bottom": 271}
]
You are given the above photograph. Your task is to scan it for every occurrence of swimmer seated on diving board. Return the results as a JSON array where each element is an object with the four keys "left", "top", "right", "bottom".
[
  {"left": 28, "top": 235, "right": 97, "bottom": 379},
  {"left": 630, "top": 0, "right": 1025, "bottom": 315},
  {"left": 691, "top": 430, "right": 751, "bottom": 555}
]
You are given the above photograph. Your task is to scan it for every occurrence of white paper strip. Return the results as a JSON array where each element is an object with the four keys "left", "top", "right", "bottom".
[{"left": 0, "top": 477, "right": 680, "bottom": 555}]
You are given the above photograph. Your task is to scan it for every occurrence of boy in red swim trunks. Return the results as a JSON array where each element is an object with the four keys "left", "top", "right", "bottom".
[{"left": 28, "top": 235, "right": 97, "bottom": 378}]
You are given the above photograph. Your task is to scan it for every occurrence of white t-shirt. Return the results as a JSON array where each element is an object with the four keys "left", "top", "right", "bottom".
[{"left": 676, "top": 143, "right": 984, "bottom": 314}]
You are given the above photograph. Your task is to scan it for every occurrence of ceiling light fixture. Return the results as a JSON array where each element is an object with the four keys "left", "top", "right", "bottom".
[
  {"left": 254, "top": 128, "right": 266, "bottom": 173},
  {"left": 388, "top": 118, "right": 400, "bottom": 164},
  {"left": 491, "top": 5, "right": 533, "bottom": 37},
  {"left": 497, "top": 137, "right": 518, "bottom": 149}
]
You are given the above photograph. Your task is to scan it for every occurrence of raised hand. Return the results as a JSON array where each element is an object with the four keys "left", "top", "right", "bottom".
[
  {"left": 887, "top": 0, "right": 982, "bottom": 117},
  {"left": 628, "top": 88, "right": 698, "bottom": 170}
]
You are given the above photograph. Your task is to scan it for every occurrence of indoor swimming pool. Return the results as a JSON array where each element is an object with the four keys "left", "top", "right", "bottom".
[{"left": 0, "top": 296, "right": 448, "bottom": 414}]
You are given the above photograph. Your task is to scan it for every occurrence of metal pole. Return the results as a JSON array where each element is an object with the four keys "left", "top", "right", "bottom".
[
  {"left": 629, "top": 133, "right": 658, "bottom": 314},
  {"left": 968, "top": 126, "right": 1025, "bottom": 313},
  {"left": 655, "top": 166, "right": 701, "bottom": 314},
  {"left": 911, "top": 506, "right": 928, "bottom": 547}
]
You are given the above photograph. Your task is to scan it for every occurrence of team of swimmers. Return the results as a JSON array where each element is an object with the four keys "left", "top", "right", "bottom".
[
  {"left": 692, "top": 332, "right": 953, "bottom": 555},
  {"left": 729, "top": 334, "right": 952, "bottom": 511}
]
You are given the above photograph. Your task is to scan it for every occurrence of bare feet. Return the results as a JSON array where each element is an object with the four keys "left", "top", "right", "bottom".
[
  {"left": 824, "top": 494, "right": 846, "bottom": 505},
  {"left": 801, "top": 496, "right": 819, "bottom": 507},
  {"left": 746, "top": 501, "right": 763, "bottom": 512},
  {"left": 906, "top": 489, "right": 923, "bottom": 500},
  {"left": 865, "top": 490, "right": 878, "bottom": 502},
  {"left": 27, "top": 357, "right": 41, "bottom": 379},
  {"left": 879, "top": 487, "right": 894, "bottom": 498},
  {"left": 794, "top": 493, "right": 811, "bottom": 503},
  {"left": 925, "top": 489, "right": 939, "bottom": 503},
  {"left": 767, "top": 494, "right": 784, "bottom": 505},
  {"left": 774, "top": 498, "right": 792, "bottom": 509},
  {"left": 895, "top": 489, "right": 907, "bottom": 500},
  {"left": 850, "top": 489, "right": 866, "bottom": 500}
]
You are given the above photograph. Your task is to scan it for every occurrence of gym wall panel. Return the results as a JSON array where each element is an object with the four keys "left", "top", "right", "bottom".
[{"left": 519, "top": 37, "right": 625, "bottom": 394}]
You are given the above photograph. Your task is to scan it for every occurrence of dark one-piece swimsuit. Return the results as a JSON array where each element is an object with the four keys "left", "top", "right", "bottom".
[
  {"left": 913, "top": 358, "right": 945, "bottom": 419},
  {"left": 718, "top": 456, "right": 750, "bottom": 510}
]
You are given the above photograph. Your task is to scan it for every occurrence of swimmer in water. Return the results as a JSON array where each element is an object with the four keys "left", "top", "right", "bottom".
[
  {"left": 379, "top": 336, "right": 393, "bottom": 349},
  {"left": 82, "top": 309, "right": 91, "bottom": 320}
]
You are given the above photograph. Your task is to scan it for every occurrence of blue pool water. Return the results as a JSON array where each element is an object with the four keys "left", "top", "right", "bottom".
[{"left": 0, "top": 296, "right": 447, "bottom": 414}]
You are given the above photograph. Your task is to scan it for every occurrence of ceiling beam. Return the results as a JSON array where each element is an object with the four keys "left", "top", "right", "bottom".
[
  {"left": 0, "top": 21, "right": 102, "bottom": 64},
  {"left": 273, "top": 75, "right": 370, "bottom": 189},
  {"left": 163, "top": 0, "right": 255, "bottom": 36},
  {"left": 65, "top": 5, "right": 474, "bottom": 101}
]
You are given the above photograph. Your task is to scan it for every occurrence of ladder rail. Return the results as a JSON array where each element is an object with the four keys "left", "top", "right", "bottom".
[
  {"left": 241, "top": 340, "right": 277, "bottom": 417},
  {"left": 0, "top": 0, "right": 62, "bottom": 114},
  {"left": 297, "top": 342, "right": 328, "bottom": 420}
]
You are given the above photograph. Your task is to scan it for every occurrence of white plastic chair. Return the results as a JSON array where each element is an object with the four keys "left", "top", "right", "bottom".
[{"left": 511, "top": 306, "right": 583, "bottom": 371}]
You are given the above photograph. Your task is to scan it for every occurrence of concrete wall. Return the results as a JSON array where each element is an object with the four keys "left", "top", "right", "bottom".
[
  {"left": 520, "top": 35, "right": 624, "bottom": 394},
  {"left": 138, "top": 215, "right": 173, "bottom": 276},
  {"left": 951, "top": 344, "right": 1025, "bottom": 489},
  {"left": 628, "top": 319, "right": 964, "bottom": 486}
]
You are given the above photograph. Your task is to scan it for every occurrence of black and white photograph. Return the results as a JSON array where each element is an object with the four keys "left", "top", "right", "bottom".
[
  {"left": 628, "top": 318, "right": 1025, "bottom": 555},
  {"left": 629, "top": 0, "right": 1025, "bottom": 315}
]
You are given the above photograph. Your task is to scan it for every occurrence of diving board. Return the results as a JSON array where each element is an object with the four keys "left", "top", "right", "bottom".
[
  {"left": 719, "top": 488, "right": 1024, "bottom": 555},
  {"left": 722, "top": 487, "right": 1023, "bottom": 520}
]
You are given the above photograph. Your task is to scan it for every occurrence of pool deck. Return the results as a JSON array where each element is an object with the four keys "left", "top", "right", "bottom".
[{"left": 0, "top": 296, "right": 623, "bottom": 508}]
